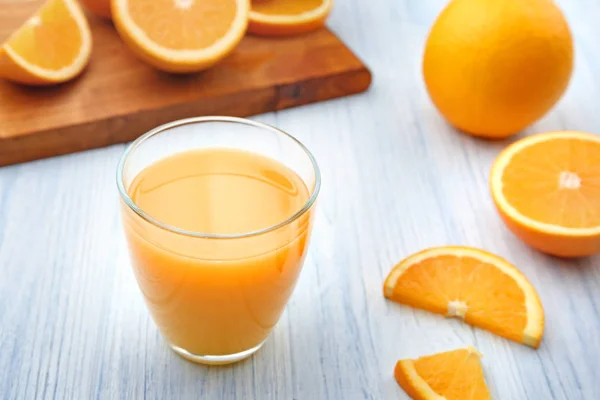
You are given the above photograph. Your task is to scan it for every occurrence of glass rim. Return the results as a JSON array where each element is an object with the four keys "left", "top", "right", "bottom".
[{"left": 116, "top": 116, "right": 321, "bottom": 240}]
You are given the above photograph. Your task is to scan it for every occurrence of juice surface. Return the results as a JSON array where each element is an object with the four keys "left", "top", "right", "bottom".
[
  {"left": 129, "top": 148, "right": 309, "bottom": 235},
  {"left": 123, "top": 148, "right": 314, "bottom": 356}
]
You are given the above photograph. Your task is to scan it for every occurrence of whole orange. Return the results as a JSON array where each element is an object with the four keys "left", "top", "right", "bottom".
[
  {"left": 423, "top": 0, "right": 573, "bottom": 139},
  {"left": 80, "top": 0, "right": 111, "bottom": 19}
]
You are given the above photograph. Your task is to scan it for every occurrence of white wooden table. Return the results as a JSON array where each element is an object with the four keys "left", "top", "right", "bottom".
[{"left": 1, "top": 1, "right": 599, "bottom": 398}]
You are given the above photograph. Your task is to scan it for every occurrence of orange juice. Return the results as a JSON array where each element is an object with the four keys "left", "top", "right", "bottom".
[{"left": 121, "top": 148, "right": 315, "bottom": 361}]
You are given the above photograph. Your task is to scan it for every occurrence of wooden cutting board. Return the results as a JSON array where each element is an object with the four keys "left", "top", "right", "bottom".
[{"left": 0, "top": 5, "right": 371, "bottom": 167}]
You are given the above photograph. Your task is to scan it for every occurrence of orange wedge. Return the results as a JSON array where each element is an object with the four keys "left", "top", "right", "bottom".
[
  {"left": 491, "top": 131, "right": 600, "bottom": 258},
  {"left": 112, "top": 0, "right": 250, "bottom": 73},
  {"left": 384, "top": 246, "right": 544, "bottom": 348},
  {"left": 395, "top": 347, "right": 492, "bottom": 400},
  {"left": 0, "top": 0, "right": 92, "bottom": 85},
  {"left": 248, "top": 0, "right": 332, "bottom": 36}
]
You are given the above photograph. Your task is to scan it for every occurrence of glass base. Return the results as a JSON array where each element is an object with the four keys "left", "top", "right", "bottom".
[{"left": 170, "top": 340, "right": 265, "bottom": 365}]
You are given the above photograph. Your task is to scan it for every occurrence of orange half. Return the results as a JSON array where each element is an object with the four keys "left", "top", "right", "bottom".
[
  {"left": 248, "top": 0, "right": 332, "bottom": 36},
  {"left": 112, "top": 0, "right": 250, "bottom": 73},
  {"left": 395, "top": 347, "right": 492, "bottom": 400},
  {"left": 0, "top": 0, "right": 92, "bottom": 85},
  {"left": 384, "top": 246, "right": 544, "bottom": 348},
  {"left": 491, "top": 131, "right": 600, "bottom": 257}
]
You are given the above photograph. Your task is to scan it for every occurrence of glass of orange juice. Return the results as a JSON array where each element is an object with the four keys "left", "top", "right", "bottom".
[{"left": 116, "top": 116, "right": 320, "bottom": 365}]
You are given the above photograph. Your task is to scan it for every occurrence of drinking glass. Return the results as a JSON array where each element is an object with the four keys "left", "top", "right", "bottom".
[{"left": 116, "top": 116, "right": 320, "bottom": 365}]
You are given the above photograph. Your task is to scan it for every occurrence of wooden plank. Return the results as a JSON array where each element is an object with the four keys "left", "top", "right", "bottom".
[{"left": 0, "top": 8, "right": 371, "bottom": 166}]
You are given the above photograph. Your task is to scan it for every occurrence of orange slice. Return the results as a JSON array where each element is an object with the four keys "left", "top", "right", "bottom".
[
  {"left": 112, "top": 0, "right": 250, "bottom": 73},
  {"left": 395, "top": 347, "right": 492, "bottom": 400},
  {"left": 491, "top": 131, "right": 600, "bottom": 258},
  {"left": 383, "top": 246, "right": 544, "bottom": 348},
  {"left": 248, "top": 0, "right": 332, "bottom": 36},
  {"left": 0, "top": 0, "right": 92, "bottom": 85}
]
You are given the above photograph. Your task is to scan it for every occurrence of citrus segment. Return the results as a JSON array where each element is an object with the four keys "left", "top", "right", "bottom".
[
  {"left": 491, "top": 131, "right": 600, "bottom": 257},
  {"left": 0, "top": 0, "right": 92, "bottom": 85},
  {"left": 395, "top": 347, "right": 491, "bottom": 400},
  {"left": 248, "top": 0, "right": 332, "bottom": 36},
  {"left": 112, "top": 0, "right": 250, "bottom": 73},
  {"left": 384, "top": 247, "right": 544, "bottom": 348}
]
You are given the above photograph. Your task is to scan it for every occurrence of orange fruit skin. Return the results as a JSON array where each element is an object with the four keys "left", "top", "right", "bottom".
[
  {"left": 490, "top": 131, "right": 600, "bottom": 258},
  {"left": 80, "top": 0, "right": 112, "bottom": 19},
  {"left": 494, "top": 209, "right": 600, "bottom": 258},
  {"left": 0, "top": 0, "right": 92, "bottom": 86},
  {"left": 384, "top": 246, "right": 544, "bottom": 348},
  {"left": 394, "top": 347, "right": 492, "bottom": 400},
  {"left": 423, "top": 0, "right": 573, "bottom": 139},
  {"left": 111, "top": 0, "right": 249, "bottom": 74},
  {"left": 394, "top": 363, "right": 426, "bottom": 400},
  {"left": 248, "top": 0, "right": 332, "bottom": 36},
  {"left": 248, "top": 16, "right": 326, "bottom": 36},
  {"left": 0, "top": 50, "right": 52, "bottom": 85},
  {"left": 111, "top": 27, "right": 245, "bottom": 74}
]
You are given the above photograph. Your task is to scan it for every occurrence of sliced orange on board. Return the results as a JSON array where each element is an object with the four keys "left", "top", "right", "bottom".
[
  {"left": 395, "top": 347, "right": 492, "bottom": 400},
  {"left": 0, "top": 0, "right": 92, "bottom": 85},
  {"left": 491, "top": 131, "right": 600, "bottom": 258},
  {"left": 383, "top": 246, "right": 544, "bottom": 348},
  {"left": 248, "top": 0, "right": 333, "bottom": 36},
  {"left": 112, "top": 0, "right": 250, "bottom": 73}
]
